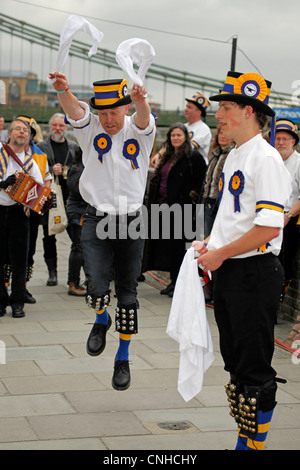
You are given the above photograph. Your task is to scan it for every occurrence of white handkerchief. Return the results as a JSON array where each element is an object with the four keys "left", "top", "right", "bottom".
[
  {"left": 116, "top": 38, "right": 155, "bottom": 86},
  {"left": 49, "top": 15, "right": 104, "bottom": 83},
  {"left": 166, "top": 248, "right": 214, "bottom": 402}
]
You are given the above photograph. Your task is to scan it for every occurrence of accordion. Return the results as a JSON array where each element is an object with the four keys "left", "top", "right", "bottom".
[{"left": 5, "top": 172, "right": 53, "bottom": 214}]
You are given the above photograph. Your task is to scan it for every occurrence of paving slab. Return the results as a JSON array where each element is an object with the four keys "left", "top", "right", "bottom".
[
  {"left": 27, "top": 411, "right": 150, "bottom": 440},
  {"left": 0, "top": 228, "right": 299, "bottom": 452}
]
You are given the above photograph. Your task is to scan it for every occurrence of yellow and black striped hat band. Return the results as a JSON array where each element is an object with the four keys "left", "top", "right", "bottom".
[
  {"left": 90, "top": 79, "right": 132, "bottom": 109},
  {"left": 275, "top": 119, "right": 299, "bottom": 144},
  {"left": 16, "top": 115, "right": 36, "bottom": 135}
]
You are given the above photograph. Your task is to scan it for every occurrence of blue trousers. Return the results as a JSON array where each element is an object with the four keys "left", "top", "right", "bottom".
[{"left": 81, "top": 211, "right": 144, "bottom": 306}]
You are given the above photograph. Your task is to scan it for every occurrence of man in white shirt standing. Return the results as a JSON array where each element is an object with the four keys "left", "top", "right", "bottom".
[
  {"left": 193, "top": 71, "right": 292, "bottom": 450},
  {"left": 274, "top": 119, "right": 300, "bottom": 299},
  {"left": 49, "top": 71, "right": 156, "bottom": 390},
  {"left": 0, "top": 119, "right": 44, "bottom": 318},
  {"left": 184, "top": 92, "right": 212, "bottom": 163},
  {"left": 151, "top": 92, "right": 211, "bottom": 166}
]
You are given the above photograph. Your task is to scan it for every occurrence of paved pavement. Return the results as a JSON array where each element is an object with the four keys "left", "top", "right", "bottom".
[{"left": 0, "top": 228, "right": 299, "bottom": 451}]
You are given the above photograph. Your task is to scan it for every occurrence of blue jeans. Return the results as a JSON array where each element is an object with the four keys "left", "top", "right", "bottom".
[{"left": 81, "top": 211, "right": 145, "bottom": 306}]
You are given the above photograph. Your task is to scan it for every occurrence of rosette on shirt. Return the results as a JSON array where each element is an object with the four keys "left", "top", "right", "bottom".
[
  {"left": 228, "top": 170, "right": 245, "bottom": 212},
  {"left": 257, "top": 242, "right": 271, "bottom": 253},
  {"left": 123, "top": 139, "right": 140, "bottom": 169},
  {"left": 218, "top": 171, "right": 225, "bottom": 202},
  {"left": 93, "top": 133, "right": 112, "bottom": 163}
]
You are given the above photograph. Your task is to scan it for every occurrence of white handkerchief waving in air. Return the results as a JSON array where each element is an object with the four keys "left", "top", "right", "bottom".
[
  {"left": 115, "top": 38, "right": 155, "bottom": 86},
  {"left": 49, "top": 15, "right": 104, "bottom": 82}
]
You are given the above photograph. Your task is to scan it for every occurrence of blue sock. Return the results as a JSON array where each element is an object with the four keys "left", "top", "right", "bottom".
[
  {"left": 235, "top": 409, "right": 274, "bottom": 450},
  {"left": 116, "top": 335, "right": 131, "bottom": 361},
  {"left": 95, "top": 308, "right": 109, "bottom": 325}
]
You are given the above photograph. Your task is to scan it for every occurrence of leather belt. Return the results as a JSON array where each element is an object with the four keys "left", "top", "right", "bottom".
[{"left": 85, "top": 204, "right": 140, "bottom": 222}]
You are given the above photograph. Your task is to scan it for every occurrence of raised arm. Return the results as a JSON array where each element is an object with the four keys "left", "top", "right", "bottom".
[
  {"left": 48, "top": 72, "right": 85, "bottom": 121},
  {"left": 130, "top": 84, "right": 151, "bottom": 130}
]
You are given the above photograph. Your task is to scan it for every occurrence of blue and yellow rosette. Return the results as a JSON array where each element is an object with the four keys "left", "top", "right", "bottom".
[
  {"left": 235, "top": 73, "right": 270, "bottom": 102},
  {"left": 123, "top": 139, "right": 140, "bottom": 169},
  {"left": 218, "top": 172, "right": 225, "bottom": 202},
  {"left": 93, "top": 133, "right": 112, "bottom": 163},
  {"left": 228, "top": 170, "right": 245, "bottom": 212},
  {"left": 257, "top": 242, "right": 271, "bottom": 253}
]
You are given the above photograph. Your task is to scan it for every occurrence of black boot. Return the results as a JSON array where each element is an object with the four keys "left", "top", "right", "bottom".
[
  {"left": 25, "top": 265, "right": 36, "bottom": 303},
  {"left": 112, "top": 359, "right": 131, "bottom": 390},
  {"left": 45, "top": 258, "right": 57, "bottom": 286},
  {"left": 160, "top": 283, "right": 174, "bottom": 296}
]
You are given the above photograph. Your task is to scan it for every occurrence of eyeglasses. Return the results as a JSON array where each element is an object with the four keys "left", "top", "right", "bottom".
[
  {"left": 275, "top": 137, "right": 294, "bottom": 143},
  {"left": 11, "top": 126, "right": 30, "bottom": 133}
]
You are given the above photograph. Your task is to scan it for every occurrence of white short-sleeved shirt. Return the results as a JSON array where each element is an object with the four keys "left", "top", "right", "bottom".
[
  {"left": 0, "top": 144, "right": 44, "bottom": 206},
  {"left": 185, "top": 120, "right": 212, "bottom": 162},
  {"left": 208, "top": 134, "right": 292, "bottom": 257},
  {"left": 284, "top": 149, "right": 300, "bottom": 209},
  {"left": 67, "top": 101, "right": 156, "bottom": 215}
]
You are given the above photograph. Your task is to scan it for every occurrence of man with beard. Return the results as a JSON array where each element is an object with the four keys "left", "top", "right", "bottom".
[
  {"left": 0, "top": 119, "right": 44, "bottom": 317},
  {"left": 38, "top": 113, "right": 78, "bottom": 287}
]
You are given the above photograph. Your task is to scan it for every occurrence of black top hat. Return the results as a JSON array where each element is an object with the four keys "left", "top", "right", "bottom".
[
  {"left": 209, "top": 71, "right": 275, "bottom": 117},
  {"left": 89, "top": 79, "right": 132, "bottom": 110},
  {"left": 185, "top": 92, "right": 210, "bottom": 117}
]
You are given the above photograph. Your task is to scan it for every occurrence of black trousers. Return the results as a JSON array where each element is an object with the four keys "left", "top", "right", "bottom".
[
  {"left": 0, "top": 204, "right": 29, "bottom": 307},
  {"left": 66, "top": 219, "right": 84, "bottom": 284},
  {"left": 212, "top": 253, "right": 283, "bottom": 408},
  {"left": 279, "top": 217, "right": 300, "bottom": 281},
  {"left": 42, "top": 222, "right": 57, "bottom": 262},
  {"left": 28, "top": 211, "right": 41, "bottom": 268}
]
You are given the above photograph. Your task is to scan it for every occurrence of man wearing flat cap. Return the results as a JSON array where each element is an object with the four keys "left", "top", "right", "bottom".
[
  {"left": 193, "top": 71, "right": 292, "bottom": 450},
  {"left": 49, "top": 71, "right": 156, "bottom": 391}
]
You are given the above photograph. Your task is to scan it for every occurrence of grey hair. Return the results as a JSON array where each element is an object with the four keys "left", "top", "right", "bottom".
[
  {"left": 8, "top": 119, "right": 30, "bottom": 133},
  {"left": 49, "top": 113, "right": 65, "bottom": 126}
]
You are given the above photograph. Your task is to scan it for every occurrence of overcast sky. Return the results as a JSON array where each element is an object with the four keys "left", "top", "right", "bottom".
[{"left": 1, "top": 0, "right": 300, "bottom": 110}]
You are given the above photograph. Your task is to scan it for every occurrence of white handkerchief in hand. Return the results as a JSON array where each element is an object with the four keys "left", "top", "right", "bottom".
[
  {"left": 115, "top": 38, "right": 155, "bottom": 86},
  {"left": 166, "top": 248, "right": 214, "bottom": 402},
  {"left": 49, "top": 14, "right": 104, "bottom": 83}
]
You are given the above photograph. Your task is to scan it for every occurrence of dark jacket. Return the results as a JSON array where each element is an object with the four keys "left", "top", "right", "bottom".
[
  {"left": 142, "top": 149, "right": 207, "bottom": 274},
  {"left": 66, "top": 162, "right": 87, "bottom": 217},
  {"left": 37, "top": 136, "right": 78, "bottom": 206},
  {"left": 149, "top": 148, "right": 207, "bottom": 207},
  {"left": 37, "top": 137, "right": 78, "bottom": 173}
]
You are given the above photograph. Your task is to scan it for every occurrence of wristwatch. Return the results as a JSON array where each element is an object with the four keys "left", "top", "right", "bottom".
[{"left": 287, "top": 211, "right": 293, "bottom": 219}]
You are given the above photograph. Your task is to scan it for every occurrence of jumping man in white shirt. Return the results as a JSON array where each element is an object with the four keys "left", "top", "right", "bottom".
[{"left": 49, "top": 71, "right": 156, "bottom": 390}]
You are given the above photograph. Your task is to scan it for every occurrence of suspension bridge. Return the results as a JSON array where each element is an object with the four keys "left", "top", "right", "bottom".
[{"left": 0, "top": 13, "right": 297, "bottom": 124}]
